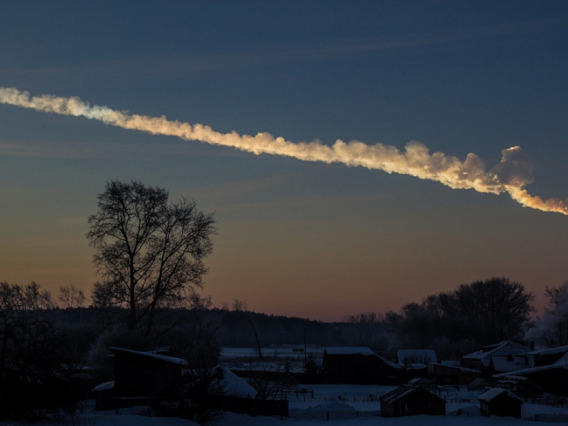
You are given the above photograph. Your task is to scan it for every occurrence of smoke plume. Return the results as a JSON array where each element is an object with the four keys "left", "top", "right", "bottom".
[{"left": 1, "top": 87, "right": 566, "bottom": 215}]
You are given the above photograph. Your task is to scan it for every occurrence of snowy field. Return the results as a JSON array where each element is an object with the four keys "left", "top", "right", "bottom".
[{"left": 4, "top": 384, "right": 568, "bottom": 425}]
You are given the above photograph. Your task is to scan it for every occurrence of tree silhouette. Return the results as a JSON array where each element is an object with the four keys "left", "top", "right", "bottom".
[{"left": 87, "top": 180, "right": 215, "bottom": 333}]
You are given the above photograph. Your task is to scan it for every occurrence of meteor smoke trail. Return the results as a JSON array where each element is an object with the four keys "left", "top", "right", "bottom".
[{"left": 1, "top": 87, "right": 567, "bottom": 215}]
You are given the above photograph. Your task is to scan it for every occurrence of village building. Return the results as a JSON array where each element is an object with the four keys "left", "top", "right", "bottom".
[
  {"left": 110, "top": 347, "right": 189, "bottom": 401},
  {"left": 494, "top": 353, "right": 568, "bottom": 396},
  {"left": 478, "top": 387, "right": 522, "bottom": 418},
  {"left": 461, "top": 341, "right": 531, "bottom": 375},
  {"left": 493, "top": 375, "right": 545, "bottom": 399},
  {"left": 379, "top": 385, "right": 446, "bottom": 417},
  {"left": 94, "top": 347, "right": 289, "bottom": 417},
  {"left": 93, "top": 347, "right": 189, "bottom": 409},
  {"left": 528, "top": 344, "right": 568, "bottom": 368},
  {"left": 407, "top": 377, "right": 436, "bottom": 392}
]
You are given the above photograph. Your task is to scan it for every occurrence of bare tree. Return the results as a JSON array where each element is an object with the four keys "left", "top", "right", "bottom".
[
  {"left": 0, "top": 282, "right": 55, "bottom": 380},
  {"left": 87, "top": 180, "right": 215, "bottom": 333},
  {"left": 58, "top": 285, "right": 85, "bottom": 309},
  {"left": 0, "top": 282, "right": 86, "bottom": 416},
  {"left": 544, "top": 282, "right": 568, "bottom": 345},
  {"left": 344, "top": 312, "right": 386, "bottom": 349}
]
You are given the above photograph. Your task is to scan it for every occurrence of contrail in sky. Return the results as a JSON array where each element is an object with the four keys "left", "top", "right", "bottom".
[{"left": 1, "top": 87, "right": 566, "bottom": 216}]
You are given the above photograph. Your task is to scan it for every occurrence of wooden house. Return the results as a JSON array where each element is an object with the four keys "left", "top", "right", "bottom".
[
  {"left": 478, "top": 388, "right": 522, "bottom": 418},
  {"left": 379, "top": 385, "right": 446, "bottom": 417},
  {"left": 494, "top": 360, "right": 568, "bottom": 396},
  {"left": 461, "top": 341, "right": 530, "bottom": 375},
  {"left": 528, "top": 344, "right": 568, "bottom": 368},
  {"left": 109, "top": 347, "right": 188, "bottom": 405}
]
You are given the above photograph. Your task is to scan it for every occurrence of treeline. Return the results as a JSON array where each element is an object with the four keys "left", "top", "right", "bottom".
[
  {"left": 382, "top": 277, "right": 535, "bottom": 358},
  {"left": 0, "top": 282, "right": 96, "bottom": 418}
]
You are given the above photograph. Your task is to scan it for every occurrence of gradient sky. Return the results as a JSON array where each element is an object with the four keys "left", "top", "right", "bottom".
[{"left": 1, "top": 1, "right": 567, "bottom": 321}]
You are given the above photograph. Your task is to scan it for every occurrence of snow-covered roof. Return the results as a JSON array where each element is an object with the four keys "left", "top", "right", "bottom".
[
  {"left": 429, "top": 362, "right": 479, "bottom": 373},
  {"left": 491, "top": 356, "right": 528, "bottom": 373},
  {"left": 463, "top": 341, "right": 530, "bottom": 360},
  {"left": 379, "top": 385, "right": 442, "bottom": 404},
  {"left": 408, "top": 377, "right": 434, "bottom": 386},
  {"left": 555, "top": 352, "right": 568, "bottom": 365},
  {"left": 478, "top": 387, "right": 522, "bottom": 402},
  {"left": 379, "top": 385, "right": 417, "bottom": 404},
  {"left": 93, "top": 380, "right": 114, "bottom": 392},
  {"left": 211, "top": 366, "right": 257, "bottom": 399},
  {"left": 220, "top": 346, "right": 324, "bottom": 360},
  {"left": 494, "top": 362, "right": 568, "bottom": 378},
  {"left": 325, "top": 347, "right": 376, "bottom": 356},
  {"left": 529, "top": 344, "right": 568, "bottom": 356},
  {"left": 397, "top": 349, "right": 437, "bottom": 364},
  {"left": 109, "top": 347, "right": 189, "bottom": 366}
]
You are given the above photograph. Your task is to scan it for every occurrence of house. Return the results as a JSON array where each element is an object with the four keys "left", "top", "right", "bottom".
[
  {"left": 493, "top": 353, "right": 568, "bottom": 396},
  {"left": 461, "top": 341, "right": 530, "bottom": 375},
  {"left": 379, "top": 385, "right": 446, "bottom": 417},
  {"left": 394, "top": 349, "right": 438, "bottom": 378},
  {"left": 478, "top": 388, "right": 522, "bottom": 418},
  {"left": 528, "top": 344, "right": 568, "bottom": 368},
  {"left": 494, "top": 375, "right": 545, "bottom": 399},
  {"left": 93, "top": 347, "right": 189, "bottom": 409},
  {"left": 322, "top": 347, "right": 403, "bottom": 384}
]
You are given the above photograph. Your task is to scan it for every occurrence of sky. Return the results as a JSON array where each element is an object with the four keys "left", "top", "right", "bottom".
[{"left": 1, "top": 0, "right": 567, "bottom": 322}]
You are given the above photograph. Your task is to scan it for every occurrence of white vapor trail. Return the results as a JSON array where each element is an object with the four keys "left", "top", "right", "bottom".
[{"left": 1, "top": 87, "right": 566, "bottom": 215}]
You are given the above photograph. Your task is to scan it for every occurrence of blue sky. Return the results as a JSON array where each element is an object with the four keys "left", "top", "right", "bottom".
[{"left": 1, "top": 1, "right": 567, "bottom": 320}]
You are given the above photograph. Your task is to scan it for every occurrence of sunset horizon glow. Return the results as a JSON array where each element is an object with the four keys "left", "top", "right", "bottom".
[{"left": 1, "top": 1, "right": 567, "bottom": 321}]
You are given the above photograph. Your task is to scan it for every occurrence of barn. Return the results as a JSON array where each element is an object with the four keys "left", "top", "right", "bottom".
[
  {"left": 478, "top": 388, "right": 522, "bottom": 418},
  {"left": 109, "top": 347, "right": 188, "bottom": 404},
  {"left": 379, "top": 385, "right": 445, "bottom": 417}
]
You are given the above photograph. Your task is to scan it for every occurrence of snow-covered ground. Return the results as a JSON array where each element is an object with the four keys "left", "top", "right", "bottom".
[{"left": 5, "top": 384, "right": 568, "bottom": 425}]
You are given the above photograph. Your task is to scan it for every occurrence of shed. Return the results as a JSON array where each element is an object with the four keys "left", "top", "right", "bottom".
[
  {"left": 528, "top": 344, "right": 568, "bottom": 368},
  {"left": 109, "top": 347, "right": 188, "bottom": 403},
  {"left": 379, "top": 385, "right": 445, "bottom": 417},
  {"left": 478, "top": 388, "right": 522, "bottom": 418},
  {"left": 494, "top": 362, "right": 568, "bottom": 396}
]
